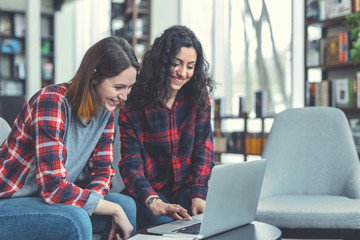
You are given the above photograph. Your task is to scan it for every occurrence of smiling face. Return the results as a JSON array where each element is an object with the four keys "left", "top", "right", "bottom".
[
  {"left": 93, "top": 66, "right": 137, "bottom": 112},
  {"left": 170, "top": 46, "right": 197, "bottom": 97}
]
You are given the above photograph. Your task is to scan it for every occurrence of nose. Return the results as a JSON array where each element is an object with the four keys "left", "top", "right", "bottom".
[
  {"left": 176, "top": 66, "right": 187, "bottom": 78},
  {"left": 118, "top": 88, "right": 131, "bottom": 101},
  {"left": 120, "top": 93, "right": 127, "bottom": 101}
]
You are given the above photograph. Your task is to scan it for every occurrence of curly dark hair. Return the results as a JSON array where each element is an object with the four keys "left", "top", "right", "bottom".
[{"left": 135, "top": 25, "right": 214, "bottom": 116}]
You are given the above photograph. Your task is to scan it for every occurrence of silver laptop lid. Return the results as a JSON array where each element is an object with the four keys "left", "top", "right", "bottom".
[{"left": 200, "top": 159, "right": 267, "bottom": 237}]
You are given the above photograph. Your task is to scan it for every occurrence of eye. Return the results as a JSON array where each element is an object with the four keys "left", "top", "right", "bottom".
[
  {"left": 115, "top": 86, "right": 124, "bottom": 90},
  {"left": 187, "top": 65, "right": 195, "bottom": 70}
]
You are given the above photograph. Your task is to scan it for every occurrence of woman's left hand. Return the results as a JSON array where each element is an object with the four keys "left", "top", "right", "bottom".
[
  {"left": 191, "top": 197, "right": 206, "bottom": 216},
  {"left": 108, "top": 207, "right": 133, "bottom": 240}
]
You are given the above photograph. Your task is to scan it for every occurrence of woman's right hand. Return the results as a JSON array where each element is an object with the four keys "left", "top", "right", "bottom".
[
  {"left": 108, "top": 206, "right": 133, "bottom": 240},
  {"left": 149, "top": 199, "right": 192, "bottom": 221}
]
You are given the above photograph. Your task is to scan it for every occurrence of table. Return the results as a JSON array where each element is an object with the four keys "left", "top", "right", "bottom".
[
  {"left": 202, "top": 221, "right": 282, "bottom": 240},
  {"left": 140, "top": 221, "right": 282, "bottom": 240}
]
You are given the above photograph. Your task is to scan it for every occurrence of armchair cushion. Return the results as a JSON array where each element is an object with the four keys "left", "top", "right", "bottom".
[{"left": 257, "top": 195, "right": 360, "bottom": 229}]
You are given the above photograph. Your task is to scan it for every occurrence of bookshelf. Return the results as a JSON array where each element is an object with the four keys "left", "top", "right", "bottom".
[
  {"left": 213, "top": 114, "right": 272, "bottom": 163},
  {"left": 304, "top": 0, "right": 360, "bottom": 111},
  {"left": 0, "top": 10, "right": 26, "bottom": 124},
  {"left": 305, "top": 0, "right": 360, "bottom": 157},
  {"left": 212, "top": 98, "right": 273, "bottom": 163},
  {"left": 111, "top": 0, "right": 151, "bottom": 58},
  {"left": 0, "top": 10, "right": 56, "bottom": 125},
  {"left": 0, "top": 10, "right": 26, "bottom": 96}
]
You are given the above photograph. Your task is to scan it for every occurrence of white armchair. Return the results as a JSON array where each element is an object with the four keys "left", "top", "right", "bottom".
[{"left": 256, "top": 107, "right": 360, "bottom": 239}]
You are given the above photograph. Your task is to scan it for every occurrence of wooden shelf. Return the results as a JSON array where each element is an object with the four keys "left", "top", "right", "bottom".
[
  {"left": 306, "top": 15, "right": 346, "bottom": 28},
  {"left": 306, "top": 62, "right": 360, "bottom": 70},
  {"left": 111, "top": 0, "right": 151, "bottom": 58},
  {"left": 213, "top": 113, "right": 272, "bottom": 162},
  {"left": 304, "top": 0, "right": 360, "bottom": 157}
]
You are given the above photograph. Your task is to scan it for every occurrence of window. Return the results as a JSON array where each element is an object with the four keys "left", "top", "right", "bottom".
[
  {"left": 181, "top": 0, "right": 293, "bottom": 117},
  {"left": 229, "top": 0, "right": 293, "bottom": 117}
]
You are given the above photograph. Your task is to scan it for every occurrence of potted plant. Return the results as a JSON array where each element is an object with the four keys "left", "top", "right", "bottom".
[{"left": 345, "top": 12, "right": 360, "bottom": 64}]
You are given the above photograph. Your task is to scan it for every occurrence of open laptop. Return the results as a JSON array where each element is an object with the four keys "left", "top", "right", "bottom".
[{"left": 147, "top": 159, "right": 267, "bottom": 239}]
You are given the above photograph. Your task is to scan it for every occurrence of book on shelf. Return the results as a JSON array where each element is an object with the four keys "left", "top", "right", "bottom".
[
  {"left": 14, "top": 56, "right": 26, "bottom": 79},
  {"left": 315, "top": 80, "right": 331, "bottom": 106},
  {"left": 305, "top": 82, "right": 316, "bottom": 106},
  {"left": 307, "top": 39, "right": 321, "bottom": 66},
  {"left": 355, "top": 0, "right": 360, "bottom": 12},
  {"left": 213, "top": 133, "right": 227, "bottom": 153},
  {"left": 332, "top": 78, "right": 351, "bottom": 108},
  {"left": 0, "top": 81, "right": 23, "bottom": 96},
  {"left": 245, "top": 133, "right": 263, "bottom": 155},
  {"left": 214, "top": 98, "right": 223, "bottom": 118},
  {"left": 238, "top": 97, "right": 246, "bottom": 117},
  {"left": 317, "top": 0, "right": 352, "bottom": 20},
  {"left": 326, "top": 0, "right": 352, "bottom": 19},
  {"left": 306, "top": 80, "right": 332, "bottom": 107},
  {"left": 1, "top": 38, "right": 21, "bottom": 54},
  {"left": 14, "top": 14, "right": 26, "bottom": 37},
  {"left": 0, "top": 15, "right": 12, "bottom": 35},
  {"left": 135, "top": 18, "right": 143, "bottom": 38},
  {"left": 41, "top": 40, "right": 51, "bottom": 54},
  {"left": 326, "top": 34, "right": 339, "bottom": 65},
  {"left": 255, "top": 90, "right": 270, "bottom": 118},
  {"left": 306, "top": 0, "right": 319, "bottom": 21},
  {"left": 226, "top": 132, "right": 243, "bottom": 154},
  {"left": 41, "top": 16, "right": 51, "bottom": 38},
  {"left": 42, "top": 62, "right": 53, "bottom": 79},
  {"left": 306, "top": 77, "right": 359, "bottom": 108}
]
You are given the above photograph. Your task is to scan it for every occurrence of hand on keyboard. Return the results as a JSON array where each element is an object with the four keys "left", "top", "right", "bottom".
[{"left": 149, "top": 199, "right": 192, "bottom": 221}]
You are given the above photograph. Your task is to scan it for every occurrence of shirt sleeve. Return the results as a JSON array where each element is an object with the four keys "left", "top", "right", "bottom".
[
  {"left": 190, "top": 98, "right": 215, "bottom": 200},
  {"left": 86, "top": 112, "right": 115, "bottom": 196},
  {"left": 118, "top": 108, "right": 157, "bottom": 205},
  {"left": 33, "top": 91, "right": 89, "bottom": 207}
]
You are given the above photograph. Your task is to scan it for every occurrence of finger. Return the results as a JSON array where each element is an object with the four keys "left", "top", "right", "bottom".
[
  {"left": 108, "top": 228, "right": 116, "bottom": 240},
  {"left": 171, "top": 212, "right": 184, "bottom": 220},
  {"left": 122, "top": 230, "right": 131, "bottom": 240},
  {"left": 177, "top": 207, "right": 192, "bottom": 220},
  {"left": 192, "top": 208, "right": 197, "bottom": 216},
  {"left": 116, "top": 233, "right": 122, "bottom": 240}
]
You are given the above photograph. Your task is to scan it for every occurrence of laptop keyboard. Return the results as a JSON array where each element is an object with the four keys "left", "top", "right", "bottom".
[{"left": 172, "top": 222, "right": 201, "bottom": 234}]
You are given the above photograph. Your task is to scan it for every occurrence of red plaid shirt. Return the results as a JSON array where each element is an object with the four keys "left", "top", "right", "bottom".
[
  {"left": 0, "top": 84, "right": 115, "bottom": 207},
  {"left": 119, "top": 91, "right": 214, "bottom": 205}
]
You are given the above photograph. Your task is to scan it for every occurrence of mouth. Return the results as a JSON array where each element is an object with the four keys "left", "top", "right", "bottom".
[
  {"left": 172, "top": 77, "right": 184, "bottom": 85},
  {"left": 110, "top": 99, "right": 121, "bottom": 106}
]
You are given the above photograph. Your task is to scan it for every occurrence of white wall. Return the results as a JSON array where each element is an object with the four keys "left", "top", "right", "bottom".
[
  {"left": 151, "top": 0, "right": 180, "bottom": 42},
  {"left": 54, "top": 0, "right": 76, "bottom": 84},
  {"left": 54, "top": 0, "right": 111, "bottom": 84}
]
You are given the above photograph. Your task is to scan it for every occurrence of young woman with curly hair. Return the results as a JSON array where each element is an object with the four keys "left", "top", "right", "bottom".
[{"left": 118, "top": 25, "right": 215, "bottom": 229}]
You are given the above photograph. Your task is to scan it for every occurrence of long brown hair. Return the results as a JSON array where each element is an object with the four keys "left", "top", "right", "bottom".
[{"left": 66, "top": 36, "right": 140, "bottom": 120}]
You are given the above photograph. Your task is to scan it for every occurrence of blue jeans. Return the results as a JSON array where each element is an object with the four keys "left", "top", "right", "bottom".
[
  {"left": 136, "top": 188, "right": 191, "bottom": 230},
  {"left": 0, "top": 193, "right": 136, "bottom": 240}
]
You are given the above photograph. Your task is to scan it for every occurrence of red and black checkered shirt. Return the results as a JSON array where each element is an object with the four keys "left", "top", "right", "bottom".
[
  {"left": 0, "top": 84, "right": 115, "bottom": 207},
  {"left": 119, "top": 91, "right": 214, "bottom": 205}
]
